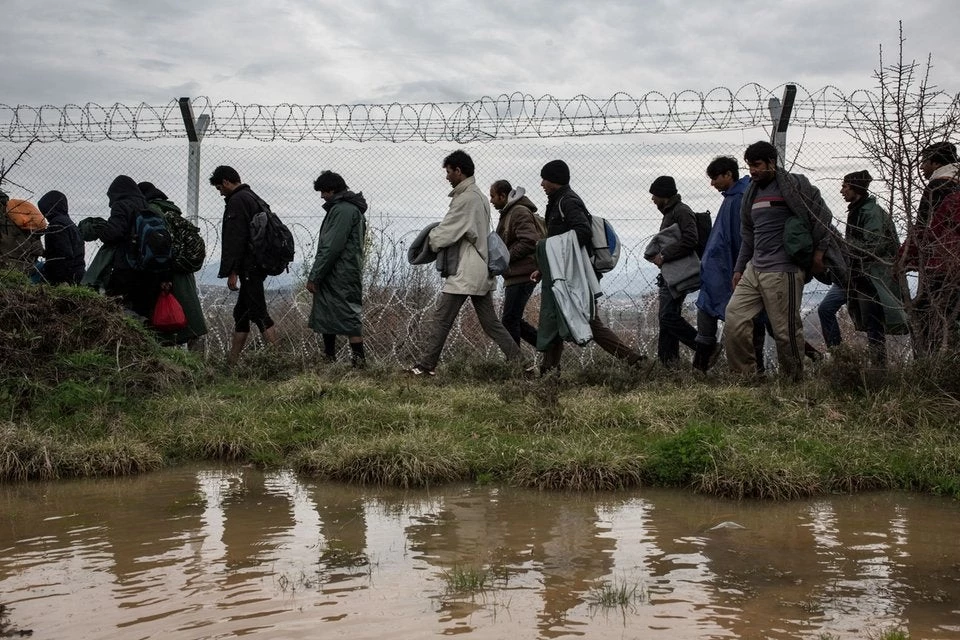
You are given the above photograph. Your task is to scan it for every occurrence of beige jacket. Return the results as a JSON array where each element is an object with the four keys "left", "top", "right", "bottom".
[{"left": 428, "top": 176, "right": 494, "bottom": 295}]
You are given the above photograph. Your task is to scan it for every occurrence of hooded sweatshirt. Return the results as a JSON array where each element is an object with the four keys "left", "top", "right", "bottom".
[
  {"left": 495, "top": 186, "right": 542, "bottom": 285},
  {"left": 37, "top": 190, "right": 85, "bottom": 284}
]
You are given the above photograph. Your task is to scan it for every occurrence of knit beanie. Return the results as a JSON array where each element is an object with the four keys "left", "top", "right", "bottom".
[
  {"left": 649, "top": 175, "right": 677, "bottom": 198},
  {"left": 842, "top": 170, "right": 872, "bottom": 196},
  {"left": 540, "top": 160, "right": 570, "bottom": 186},
  {"left": 921, "top": 141, "right": 958, "bottom": 165}
]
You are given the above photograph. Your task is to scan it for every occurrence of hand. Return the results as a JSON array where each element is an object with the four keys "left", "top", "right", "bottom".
[
  {"left": 811, "top": 251, "right": 826, "bottom": 275},
  {"left": 530, "top": 270, "right": 541, "bottom": 283},
  {"left": 306, "top": 280, "right": 317, "bottom": 294},
  {"left": 653, "top": 253, "right": 664, "bottom": 268},
  {"left": 228, "top": 273, "right": 239, "bottom": 291},
  {"left": 732, "top": 272, "right": 742, "bottom": 289}
]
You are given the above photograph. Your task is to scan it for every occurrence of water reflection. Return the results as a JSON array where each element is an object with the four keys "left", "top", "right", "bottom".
[{"left": 0, "top": 467, "right": 958, "bottom": 639}]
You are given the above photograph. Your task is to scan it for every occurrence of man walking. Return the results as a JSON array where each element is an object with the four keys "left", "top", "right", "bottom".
[
  {"left": 901, "top": 141, "right": 960, "bottom": 356},
  {"left": 407, "top": 150, "right": 525, "bottom": 376},
  {"left": 534, "top": 159, "right": 646, "bottom": 373},
  {"left": 826, "top": 170, "right": 904, "bottom": 365},
  {"left": 490, "top": 180, "right": 542, "bottom": 348},
  {"left": 693, "top": 157, "right": 765, "bottom": 372},
  {"left": 308, "top": 170, "right": 369, "bottom": 367},
  {"left": 210, "top": 165, "right": 278, "bottom": 366},
  {"left": 724, "top": 141, "right": 843, "bottom": 379},
  {"left": 647, "top": 175, "right": 700, "bottom": 366}
]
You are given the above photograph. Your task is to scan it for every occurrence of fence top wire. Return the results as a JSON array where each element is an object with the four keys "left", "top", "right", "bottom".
[{"left": 3, "top": 84, "right": 958, "bottom": 144}]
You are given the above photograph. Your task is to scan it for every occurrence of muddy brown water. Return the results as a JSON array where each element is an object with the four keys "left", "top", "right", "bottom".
[{"left": 0, "top": 467, "right": 958, "bottom": 639}]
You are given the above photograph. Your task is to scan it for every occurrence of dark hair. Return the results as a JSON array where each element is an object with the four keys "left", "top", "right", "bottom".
[
  {"left": 209, "top": 165, "right": 240, "bottom": 185},
  {"left": 313, "top": 170, "right": 348, "bottom": 193},
  {"left": 442, "top": 150, "right": 475, "bottom": 177},
  {"left": 490, "top": 179, "right": 512, "bottom": 196},
  {"left": 744, "top": 141, "right": 778, "bottom": 164},
  {"left": 706, "top": 156, "right": 740, "bottom": 180}
]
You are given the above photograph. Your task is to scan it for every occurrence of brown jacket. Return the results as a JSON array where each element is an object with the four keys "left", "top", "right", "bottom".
[{"left": 495, "top": 188, "right": 542, "bottom": 286}]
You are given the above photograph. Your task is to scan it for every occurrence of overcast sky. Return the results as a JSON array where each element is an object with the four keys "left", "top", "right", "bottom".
[{"left": 3, "top": 0, "right": 959, "bottom": 107}]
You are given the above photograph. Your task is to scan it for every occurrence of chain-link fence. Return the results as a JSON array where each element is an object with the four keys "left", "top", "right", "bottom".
[{"left": 4, "top": 87, "right": 954, "bottom": 366}]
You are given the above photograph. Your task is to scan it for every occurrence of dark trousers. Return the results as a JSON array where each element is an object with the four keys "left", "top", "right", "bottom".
[
  {"left": 501, "top": 281, "right": 539, "bottom": 347},
  {"left": 234, "top": 274, "right": 275, "bottom": 333},
  {"left": 861, "top": 297, "right": 887, "bottom": 365},
  {"left": 540, "top": 315, "right": 643, "bottom": 372},
  {"left": 912, "top": 274, "right": 960, "bottom": 357},
  {"left": 657, "top": 286, "right": 698, "bottom": 365}
]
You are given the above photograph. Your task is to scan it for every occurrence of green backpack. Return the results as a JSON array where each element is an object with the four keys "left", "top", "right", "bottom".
[
  {"left": 149, "top": 199, "right": 206, "bottom": 274},
  {"left": 783, "top": 214, "right": 814, "bottom": 273}
]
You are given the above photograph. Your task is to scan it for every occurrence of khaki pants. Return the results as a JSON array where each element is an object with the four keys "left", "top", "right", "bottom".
[
  {"left": 725, "top": 263, "right": 805, "bottom": 379},
  {"left": 418, "top": 292, "right": 520, "bottom": 371}
]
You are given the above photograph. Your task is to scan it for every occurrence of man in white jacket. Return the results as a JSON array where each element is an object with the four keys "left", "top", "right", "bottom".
[{"left": 407, "top": 150, "right": 525, "bottom": 376}]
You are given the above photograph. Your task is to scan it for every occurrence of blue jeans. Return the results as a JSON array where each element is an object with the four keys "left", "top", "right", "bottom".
[
  {"left": 817, "top": 284, "right": 847, "bottom": 348},
  {"left": 501, "top": 281, "right": 539, "bottom": 347}
]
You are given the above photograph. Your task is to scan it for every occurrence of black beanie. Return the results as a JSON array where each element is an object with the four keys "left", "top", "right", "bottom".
[
  {"left": 540, "top": 159, "right": 570, "bottom": 185},
  {"left": 649, "top": 175, "right": 677, "bottom": 198},
  {"left": 843, "top": 170, "right": 872, "bottom": 195},
  {"left": 921, "top": 141, "right": 958, "bottom": 166}
]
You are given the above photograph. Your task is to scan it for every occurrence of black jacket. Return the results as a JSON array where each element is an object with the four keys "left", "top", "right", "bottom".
[
  {"left": 37, "top": 190, "right": 85, "bottom": 285},
  {"left": 544, "top": 185, "right": 592, "bottom": 247},
  {"left": 657, "top": 194, "right": 699, "bottom": 262},
  {"left": 218, "top": 184, "right": 265, "bottom": 278},
  {"left": 99, "top": 175, "right": 150, "bottom": 285}
]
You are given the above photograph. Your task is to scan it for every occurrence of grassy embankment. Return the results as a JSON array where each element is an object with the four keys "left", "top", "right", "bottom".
[{"left": 2, "top": 270, "right": 959, "bottom": 500}]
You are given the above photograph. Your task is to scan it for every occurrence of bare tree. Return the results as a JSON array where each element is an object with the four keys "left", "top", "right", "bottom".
[{"left": 842, "top": 23, "right": 960, "bottom": 357}]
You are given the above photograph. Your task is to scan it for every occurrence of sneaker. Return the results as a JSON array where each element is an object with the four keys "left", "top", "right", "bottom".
[{"left": 406, "top": 365, "right": 435, "bottom": 377}]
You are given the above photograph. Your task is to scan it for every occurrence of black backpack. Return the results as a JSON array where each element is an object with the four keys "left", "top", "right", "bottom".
[
  {"left": 695, "top": 210, "right": 713, "bottom": 258},
  {"left": 249, "top": 201, "right": 295, "bottom": 276}
]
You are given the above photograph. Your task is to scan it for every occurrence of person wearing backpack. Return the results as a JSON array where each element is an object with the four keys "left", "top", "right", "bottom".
[
  {"left": 307, "top": 171, "right": 368, "bottom": 368},
  {"left": 648, "top": 176, "right": 700, "bottom": 367},
  {"left": 532, "top": 159, "right": 646, "bottom": 374},
  {"left": 94, "top": 175, "right": 162, "bottom": 319},
  {"left": 37, "top": 191, "right": 85, "bottom": 285},
  {"left": 138, "top": 182, "right": 208, "bottom": 348},
  {"left": 406, "top": 150, "right": 527, "bottom": 377},
  {"left": 210, "top": 165, "right": 279, "bottom": 366},
  {"left": 490, "top": 180, "right": 542, "bottom": 349},
  {"left": 725, "top": 141, "right": 846, "bottom": 380}
]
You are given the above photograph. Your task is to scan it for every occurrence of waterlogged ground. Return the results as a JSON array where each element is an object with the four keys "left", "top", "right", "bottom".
[{"left": 1, "top": 467, "right": 958, "bottom": 639}]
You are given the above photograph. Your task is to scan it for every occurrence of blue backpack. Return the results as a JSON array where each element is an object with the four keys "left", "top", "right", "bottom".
[{"left": 127, "top": 209, "right": 174, "bottom": 273}]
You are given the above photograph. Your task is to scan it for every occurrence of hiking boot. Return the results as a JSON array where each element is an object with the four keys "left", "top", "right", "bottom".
[
  {"left": 406, "top": 365, "right": 435, "bottom": 377},
  {"left": 692, "top": 343, "right": 710, "bottom": 372}
]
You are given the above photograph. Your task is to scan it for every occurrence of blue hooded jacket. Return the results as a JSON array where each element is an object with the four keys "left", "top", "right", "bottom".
[{"left": 696, "top": 176, "right": 750, "bottom": 319}]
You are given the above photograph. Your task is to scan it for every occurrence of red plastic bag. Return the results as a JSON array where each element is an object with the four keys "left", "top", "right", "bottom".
[{"left": 151, "top": 290, "right": 187, "bottom": 332}]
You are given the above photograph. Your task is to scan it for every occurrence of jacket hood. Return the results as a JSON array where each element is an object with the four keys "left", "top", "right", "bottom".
[
  {"left": 138, "top": 181, "right": 169, "bottom": 201},
  {"left": 502, "top": 186, "right": 538, "bottom": 215},
  {"left": 325, "top": 190, "right": 368, "bottom": 213},
  {"left": 107, "top": 175, "right": 143, "bottom": 206},
  {"left": 725, "top": 176, "right": 750, "bottom": 196},
  {"left": 38, "top": 190, "right": 68, "bottom": 219}
]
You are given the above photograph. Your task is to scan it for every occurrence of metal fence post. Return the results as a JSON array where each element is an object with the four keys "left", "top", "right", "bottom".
[
  {"left": 768, "top": 84, "right": 797, "bottom": 163},
  {"left": 178, "top": 97, "right": 210, "bottom": 224}
]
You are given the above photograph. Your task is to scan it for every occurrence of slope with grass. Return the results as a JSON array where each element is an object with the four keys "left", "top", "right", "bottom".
[{"left": 2, "top": 271, "right": 959, "bottom": 500}]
